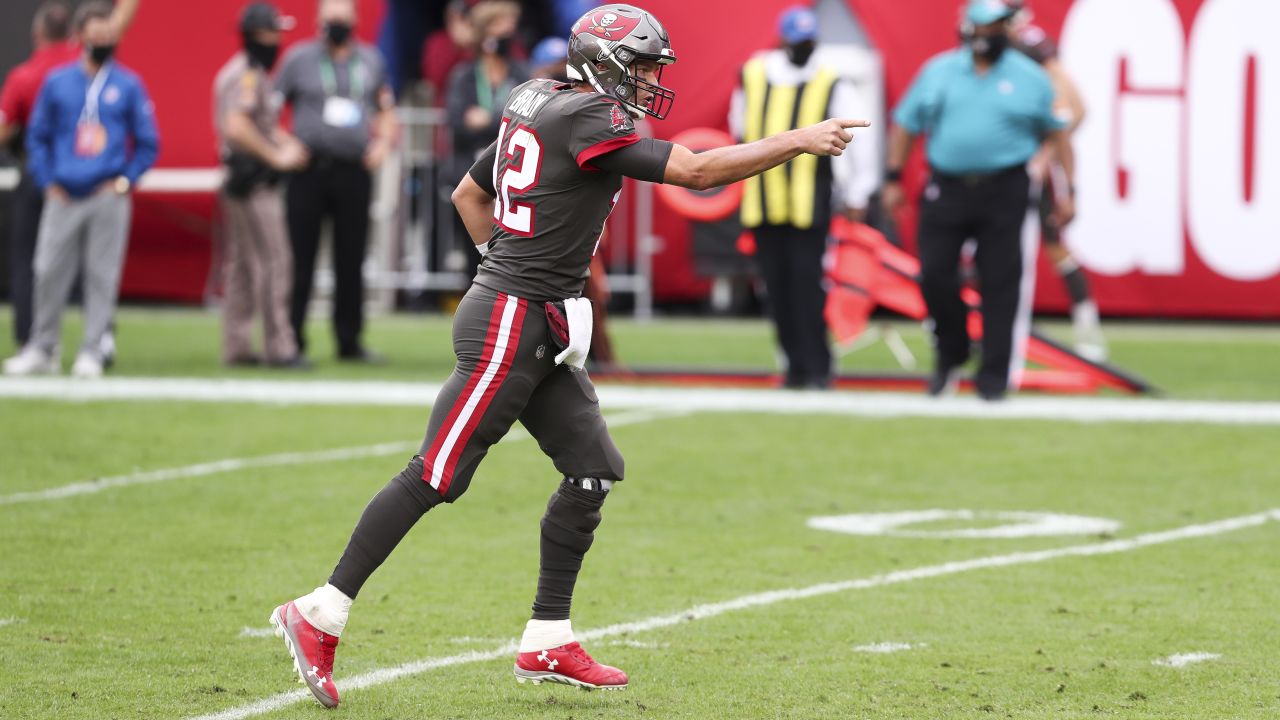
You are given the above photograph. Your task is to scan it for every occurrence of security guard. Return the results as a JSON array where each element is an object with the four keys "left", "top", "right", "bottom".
[
  {"left": 275, "top": 0, "right": 398, "bottom": 363},
  {"left": 213, "top": 2, "right": 308, "bottom": 368},
  {"left": 883, "top": 0, "right": 1074, "bottom": 401},
  {"left": 730, "top": 5, "right": 878, "bottom": 389}
]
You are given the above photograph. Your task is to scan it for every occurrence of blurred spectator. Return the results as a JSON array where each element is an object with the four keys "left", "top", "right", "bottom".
[
  {"left": 1, "top": 0, "right": 138, "bottom": 350},
  {"left": 421, "top": 0, "right": 476, "bottom": 105},
  {"left": 529, "top": 36, "right": 568, "bottom": 81},
  {"left": 4, "top": 0, "right": 158, "bottom": 378},
  {"left": 1007, "top": 0, "right": 1105, "bottom": 361},
  {"left": 213, "top": 2, "right": 309, "bottom": 369},
  {"left": 729, "top": 5, "right": 879, "bottom": 390},
  {"left": 883, "top": 0, "right": 1074, "bottom": 401},
  {"left": 276, "top": 0, "right": 398, "bottom": 363},
  {"left": 445, "top": 0, "right": 528, "bottom": 283}
]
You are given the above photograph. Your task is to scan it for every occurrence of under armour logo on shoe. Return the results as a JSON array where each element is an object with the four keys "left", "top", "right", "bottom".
[
  {"left": 537, "top": 650, "right": 559, "bottom": 670},
  {"left": 308, "top": 665, "right": 324, "bottom": 682}
]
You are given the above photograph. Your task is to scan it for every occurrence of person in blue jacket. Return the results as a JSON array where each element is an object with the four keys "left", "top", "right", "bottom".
[{"left": 3, "top": 0, "right": 158, "bottom": 379}]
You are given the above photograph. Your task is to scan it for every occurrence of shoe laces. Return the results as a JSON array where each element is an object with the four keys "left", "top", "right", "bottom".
[
  {"left": 564, "top": 642, "right": 595, "bottom": 666},
  {"left": 318, "top": 635, "right": 337, "bottom": 676}
]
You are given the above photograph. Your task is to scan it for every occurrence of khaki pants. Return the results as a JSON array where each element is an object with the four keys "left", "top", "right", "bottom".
[
  {"left": 29, "top": 190, "right": 131, "bottom": 360},
  {"left": 221, "top": 187, "right": 296, "bottom": 363}
]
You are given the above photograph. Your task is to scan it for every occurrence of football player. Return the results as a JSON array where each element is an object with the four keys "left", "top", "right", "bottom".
[
  {"left": 269, "top": 3, "right": 868, "bottom": 708},
  {"left": 1007, "top": 0, "right": 1107, "bottom": 361}
]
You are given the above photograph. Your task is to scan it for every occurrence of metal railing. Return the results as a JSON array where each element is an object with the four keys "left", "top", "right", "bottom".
[{"left": 1, "top": 103, "right": 658, "bottom": 319}]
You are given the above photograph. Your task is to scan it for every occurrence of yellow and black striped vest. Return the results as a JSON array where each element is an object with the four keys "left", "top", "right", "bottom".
[{"left": 739, "top": 57, "right": 838, "bottom": 230}]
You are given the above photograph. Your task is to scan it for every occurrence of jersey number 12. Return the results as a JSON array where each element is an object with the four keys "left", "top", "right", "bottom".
[{"left": 492, "top": 118, "right": 543, "bottom": 236}]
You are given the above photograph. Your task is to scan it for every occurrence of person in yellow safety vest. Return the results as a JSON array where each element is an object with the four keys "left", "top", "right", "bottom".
[{"left": 729, "top": 5, "right": 879, "bottom": 390}]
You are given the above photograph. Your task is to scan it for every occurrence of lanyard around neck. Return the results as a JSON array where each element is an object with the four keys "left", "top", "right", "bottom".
[
  {"left": 80, "top": 64, "right": 111, "bottom": 124},
  {"left": 320, "top": 54, "right": 363, "bottom": 99},
  {"left": 474, "top": 65, "right": 494, "bottom": 113}
]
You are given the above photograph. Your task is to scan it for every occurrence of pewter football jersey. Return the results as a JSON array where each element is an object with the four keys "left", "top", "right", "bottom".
[{"left": 470, "top": 79, "right": 643, "bottom": 301}]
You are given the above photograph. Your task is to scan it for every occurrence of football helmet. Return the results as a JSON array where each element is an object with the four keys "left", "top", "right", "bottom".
[{"left": 566, "top": 4, "right": 677, "bottom": 119}]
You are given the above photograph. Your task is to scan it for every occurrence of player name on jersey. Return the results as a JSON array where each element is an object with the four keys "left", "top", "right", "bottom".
[{"left": 509, "top": 87, "right": 552, "bottom": 119}]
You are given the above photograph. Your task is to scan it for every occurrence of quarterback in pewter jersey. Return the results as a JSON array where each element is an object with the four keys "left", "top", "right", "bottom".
[{"left": 268, "top": 3, "right": 869, "bottom": 708}]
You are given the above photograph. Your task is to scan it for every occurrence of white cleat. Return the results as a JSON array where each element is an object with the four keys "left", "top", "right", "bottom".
[
  {"left": 3, "top": 346, "right": 60, "bottom": 376},
  {"left": 71, "top": 353, "right": 104, "bottom": 379}
]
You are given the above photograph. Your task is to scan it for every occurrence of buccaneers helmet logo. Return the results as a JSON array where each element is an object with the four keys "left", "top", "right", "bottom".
[{"left": 573, "top": 10, "right": 641, "bottom": 40}]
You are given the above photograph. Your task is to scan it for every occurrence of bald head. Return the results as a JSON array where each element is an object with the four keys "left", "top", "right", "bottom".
[{"left": 318, "top": 0, "right": 356, "bottom": 25}]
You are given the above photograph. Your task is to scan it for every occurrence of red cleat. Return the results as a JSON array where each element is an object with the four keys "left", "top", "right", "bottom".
[
  {"left": 514, "top": 642, "right": 629, "bottom": 690},
  {"left": 269, "top": 601, "right": 341, "bottom": 708}
]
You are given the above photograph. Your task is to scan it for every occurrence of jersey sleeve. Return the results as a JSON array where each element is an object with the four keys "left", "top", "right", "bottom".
[
  {"left": 0, "top": 67, "right": 28, "bottom": 128},
  {"left": 1032, "top": 71, "right": 1068, "bottom": 136},
  {"left": 588, "top": 137, "right": 673, "bottom": 183},
  {"left": 569, "top": 97, "right": 640, "bottom": 170},
  {"left": 231, "top": 70, "right": 263, "bottom": 115},
  {"left": 893, "top": 57, "right": 943, "bottom": 135},
  {"left": 466, "top": 140, "right": 498, "bottom": 196}
]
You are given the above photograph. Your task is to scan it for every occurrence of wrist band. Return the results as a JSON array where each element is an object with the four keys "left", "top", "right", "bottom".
[{"left": 885, "top": 169, "right": 903, "bottom": 183}]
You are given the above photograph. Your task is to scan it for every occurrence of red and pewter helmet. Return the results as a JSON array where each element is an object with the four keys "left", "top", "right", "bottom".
[{"left": 566, "top": 4, "right": 677, "bottom": 119}]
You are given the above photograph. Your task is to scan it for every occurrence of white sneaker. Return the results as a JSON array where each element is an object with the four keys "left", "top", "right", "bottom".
[
  {"left": 1071, "top": 300, "right": 1109, "bottom": 363},
  {"left": 3, "top": 347, "right": 60, "bottom": 376},
  {"left": 71, "top": 353, "right": 103, "bottom": 379}
]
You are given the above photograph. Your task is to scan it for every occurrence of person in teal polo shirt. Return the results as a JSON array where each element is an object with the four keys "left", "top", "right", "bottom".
[{"left": 882, "top": 0, "right": 1075, "bottom": 401}]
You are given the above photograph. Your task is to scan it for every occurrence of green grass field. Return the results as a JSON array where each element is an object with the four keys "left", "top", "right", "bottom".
[{"left": 2, "top": 307, "right": 1279, "bottom": 719}]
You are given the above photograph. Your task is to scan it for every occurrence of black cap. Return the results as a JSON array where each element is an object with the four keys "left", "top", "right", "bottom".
[{"left": 240, "top": 2, "right": 294, "bottom": 33}]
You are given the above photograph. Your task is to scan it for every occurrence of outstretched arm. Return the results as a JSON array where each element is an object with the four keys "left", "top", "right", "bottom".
[
  {"left": 111, "top": 0, "right": 141, "bottom": 37},
  {"left": 663, "top": 118, "right": 870, "bottom": 191}
]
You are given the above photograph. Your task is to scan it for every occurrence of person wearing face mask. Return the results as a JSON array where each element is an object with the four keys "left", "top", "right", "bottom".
[
  {"left": 882, "top": 0, "right": 1074, "bottom": 402},
  {"left": 445, "top": 0, "right": 529, "bottom": 289},
  {"left": 213, "top": 2, "right": 311, "bottom": 369},
  {"left": 1, "top": 0, "right": 139, "bottom": 361},
  {"left": 728, "top": 5, "right": 879, "bottom": 390},
  {"left": 4, "top": 0, "right": 158, "bottom": 379},
  {"left": 274, "top": 0, "right": 399, "bottom": 364}
]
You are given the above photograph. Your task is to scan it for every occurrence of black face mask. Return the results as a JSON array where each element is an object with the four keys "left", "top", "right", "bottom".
[
  {"left": 785, "top": 40, "right": 816, "bottom": 67},
  {"left": 324, "top": 22, "right": 353, "bottom": 46},
  {"left": 245, "top": 39, "right": 280, "bottom": 71},
  {"left": 970, "top": 32, "right": 1009, "bottom": 63},
  {"left": 88, "top": 43, "right": 115, "bottom": 65}
]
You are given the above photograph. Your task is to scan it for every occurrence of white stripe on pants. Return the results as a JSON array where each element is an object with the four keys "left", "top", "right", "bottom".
[{"left": 29, "top": 190, "right": 132, "bottom": 360}]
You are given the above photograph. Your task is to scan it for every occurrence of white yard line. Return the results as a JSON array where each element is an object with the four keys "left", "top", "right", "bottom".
[
  {"left": 188, "top": 509, "right": 1280, "bottom": 720},
  {"left": 1153, "top": 652, "right": 1221, "bottom": 668},
  {"left": 853, "top": 642, "right": 920, "bottom": 653},
  {"left": 0, "top": 617, "right": 21, "bottom": 627},
  {"left": 0, "top": 409, "right": 677, "bottom": 507},
  {"left": 3, "top": 375, "right": 1279, "bottom": 424},
  {"left": 238, "top": 627, "right": 275, "bottom": 639}
]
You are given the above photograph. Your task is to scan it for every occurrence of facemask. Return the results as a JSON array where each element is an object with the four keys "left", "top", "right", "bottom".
[
  {"left": 245, "top": 39, "right": 280, "bottom": 71},
  {"left": 88, "top": 43, "right": 115, "bottom": 65},
  {"left": 324, "top": 22, "right": 353, "bottom": 46},
  {"left": 785, "top": 40, "right": 816, "bottom": 67},
  {"left": 970, "top": 32, "right": 1009, "bottom": 62},
  {"left": 482, "top": 35, "right": 514, "bottom": 57}
]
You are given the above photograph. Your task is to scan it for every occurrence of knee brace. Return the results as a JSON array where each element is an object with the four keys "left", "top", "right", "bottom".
[{"left": 540, "top": 477, "right": 609, "bottom": 556}]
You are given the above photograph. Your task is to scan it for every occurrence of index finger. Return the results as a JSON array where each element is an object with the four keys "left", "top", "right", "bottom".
[{"left": 837, "top": 119, "right": 872, "bottom": 128}]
